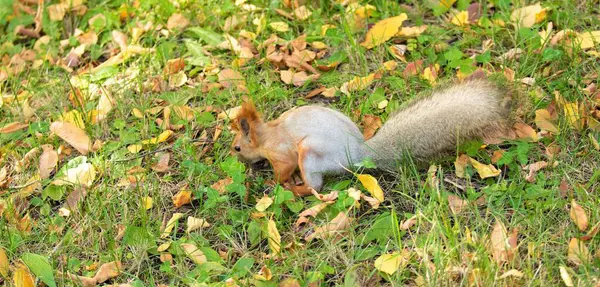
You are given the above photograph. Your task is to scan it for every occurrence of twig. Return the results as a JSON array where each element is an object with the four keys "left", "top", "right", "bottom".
[{"left": 110, "top": 139, "right": 214, "bottom": 163}]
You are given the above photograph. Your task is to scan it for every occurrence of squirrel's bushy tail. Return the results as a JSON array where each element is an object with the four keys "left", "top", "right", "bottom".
[{"left": 362, "top": 79, "right": 511, "bottom": 167}]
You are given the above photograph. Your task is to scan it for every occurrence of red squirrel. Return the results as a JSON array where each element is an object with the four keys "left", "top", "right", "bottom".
[{"left": 230, "top": 79, "right": 510, "bottom": 196}]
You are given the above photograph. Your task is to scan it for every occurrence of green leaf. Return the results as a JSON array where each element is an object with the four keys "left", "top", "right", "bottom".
[
  {"left": 199, "top": 247, "right": 224, "bottom": 263},
  {"left": 475, "top": 51, "right": 491, "bottom": 63},
  {"left": 444, "top": 47, "right": 464, "bottom": 61},
  {"left": 184, "top": 39, "right": 210, "bottom": 67},
  {"left": 42, "top": 185, "right": 66, "bottom": 201},
  {"left": 186, "top": 27, "right": 224, "bottom": 46},
  {"left": 232, "top": 257, "right": 254, "bottom": 277},
  {"left": 22, "top": 253, "right": 56, "bottom": 287}
]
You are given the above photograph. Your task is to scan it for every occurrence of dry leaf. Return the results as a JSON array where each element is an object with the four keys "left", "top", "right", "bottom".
[
  {"left": 396, "top": 25, "right": 427, "bottom": 37},
  {"left": 93, "top": 261, "right": 121, "bottom": 284},
  {"left": 50, "top": 122, "right": 92, "bottom": 155},
  {"left": 454, "top": 154, "right": 469, "bottom": 178},
  {"left": 13, "top": 264, "right": 35, "bottom": 287},
  {"left": 563, "top": 102, "right": 584, "bottom": 130},
  {"left": 0, "top": 247, "right": 8, "bottom": 278},
  {"left": 269, "top": 22, "right": 289, "bottom": 32},
  {"left": 39, "top": 145, "right": 58, "bottom": 179},
  {"left": 362, "top": 115, "right": 382, "bottom": 140},
  {"left": 580, "top": 221, "right": 600, "bottom": 241},
  {"left": 468, "top": 158, "right": 501, "bottom": 179},
  {"left": 497, "top": 269, "right": 524, "bottom": 279},
  {"left": 535, "top": 109, "right": 559, "bottom": 133},
  {"left": 400, "top": 215, "right": 417, "bottom": 230},
  {"left": 211, "top": 178, "right": 233, "bottom": 194},
  {"left": 172, "top": 189, "right": 192, "bottom": 208},
  {"left": 576, "top": 31, "right": 600, "bottom": 50},
  {"left": 340, "top": 73, "right": 380, "bottom": 95},
  {"left": 161, "top": 213, "right": 184, "bottom": 238},
  {"left": 305, "top": 212, "right": 351, "bottom": 241},
  {"left": 52, "top": 159, "right": 97, "bottom": 187},
  {"left": 489, "top": 221, "right": 516, "bottom": 264},
  {"left": 567, "top": 238, "right": 591, "bottom": 265},
  {"left": 152, "top": 153, "right": 170, "bottom": 172},
  {"left": 187, "top": 216, "right": 210, "bottom": 233},
  {"left": 570, "top": 200, "right": 589, "bottom": 231},
  {"left": 559, "top": 265, "right": 574, "bottom": 287},
  {"left": 360, "top": 14, "right": 408, "bottom": 49},
  {"left": 141, "top": 196, "right": 153, "bottom": 210},
  {"left": 297, "top": 202, "right": 330, "bottom": 221},
  {"left": 374, "top": 250, "right": 410, "bottom": 275},
  {"left": 267, "top": 219, "right": 281, "bottom": 254},
  {"left": 218, "top": 69, "right": 247, "bottom": 92},
  {"left": 167, "top": 13, "right": 190, "bottom": 31},
  {"left": 181, "top": 243, "right": 207, "bottom": 265},
  {"left": 356, "top": 174, "right": 384, "bottom": 202},
  {"left": 523, "top": 160, "right": 548, "bottom": 183},
  {"left": 255, "top": 195, "right": 273, "bottom": 212},
  {"left": 510, "top": 3, "right": 547, "bottom": 28},
  {"left": 293, "top": 5, "right": 311, "bottom": 20},
  {"left": 448, "top": 194, "right": 468, "bottom": 214},
  {"left": 513, "top": 122, "right": 539, "bottom": 142},
  {"left": 0, "top": 122, "right": 29, "bottom": 134},
  {"left": 450, "top": 11, "right": 470, "bottom": 26}
]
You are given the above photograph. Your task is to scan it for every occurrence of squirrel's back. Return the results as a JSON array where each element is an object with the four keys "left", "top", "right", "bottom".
[{"left": 364, "top": 79, "right": 510, "bottom": 166}]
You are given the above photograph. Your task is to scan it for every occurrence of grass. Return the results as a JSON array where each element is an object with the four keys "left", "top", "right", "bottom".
[{"left": 1, "top": 0, "right": 600, "bottom": 286}]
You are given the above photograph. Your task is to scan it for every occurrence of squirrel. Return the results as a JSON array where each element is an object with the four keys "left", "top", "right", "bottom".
[{"left": 230, "top": 78, "right": 512, "bottom": 196}]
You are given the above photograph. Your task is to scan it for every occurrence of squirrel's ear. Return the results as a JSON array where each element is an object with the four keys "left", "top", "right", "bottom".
[{"left": 240, "top": 118, "right": 250, "bottom": 136}]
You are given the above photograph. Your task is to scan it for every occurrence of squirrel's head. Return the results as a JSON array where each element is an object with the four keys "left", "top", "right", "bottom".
[{"left": 231, "top": 100, "right": 265, "bottom": 164}]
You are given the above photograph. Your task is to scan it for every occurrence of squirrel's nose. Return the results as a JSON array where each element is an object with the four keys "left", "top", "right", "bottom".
[{"left": 234, "top": 146, "right": 241, "bottom": 152}]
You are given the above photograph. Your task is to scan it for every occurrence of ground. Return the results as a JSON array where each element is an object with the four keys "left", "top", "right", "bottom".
[{"left": 1, "top": 0, "right": 600, "bottom": 286}]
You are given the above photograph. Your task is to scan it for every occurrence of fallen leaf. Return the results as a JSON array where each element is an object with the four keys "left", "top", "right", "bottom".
[
  {"left": 92, "top": 261, "right": 121, "bottom": 284},
  {"left": 362, "top": 115, "right": 382, "bottom": 140},
  {"left": 356, "top": 174, "right": 384, "bottom": 202},
  {"left": 454, "top": 154, "right": 469, "bottom": 178},
  {"left": 497, "top": 269, "right": 524, "bottom": 279},
  {"left": 559, "top": 265, "right": 574, "bottom": 287},
  {"left": 523, "top": 160, "right": 548, "bottom": 183},
  {"left": 141, "top": 196, "right": 153, "bottom": 210},
  {"left": 0, "top": 122, "right": 29, "bottom": 134},
  {"left": 13, "top": 264, "right": 35, "bottom": 287},
  {"left": 535, "top": 109, "right": 559, "bottom": 133},
  {"left": 218, "top": 69, "right": 247, "bottom": 92},
  {"left": 267, "top": 219, "right": 281, "bottom": 254},
  {"left": 211, "top": 178, "right": 233, "bottom": 194},
  {"left": 450, "top": 11, "right": 469, "bottom": 26},
  {"left": 297, "top": 202, "right": 330, "bottom": 220},
  {"left": 187, "top": 216, "right": 210, "bottom": 233},
  {"left": 576, "top": 31, "right": 600, "bottom": 50},
  {"left": 269, "top": 22, "right": 289, "bottom": 32},
  {"left": 161, "top": 213, "right": 184, "bottom": 238},
  {"left": 340, "top": 73, "right": 380, "bottom": 95},
  {"left": 0, "top": 247, "right": 8, "bottom": 278},
  {"left": 580, "top": 221, "right": 600, "bottom": 241},
  {"left": 361, "top": 14, "right": 408, "bottom": 49},
  {"left": 374, "top": 250, "right": 410, "bottom": 275},
  {"left": 39, "top": 145, "right": 58, "bottom": 179},
  {"left": 570, "top": 200, "right": 589, "bottom": 231},
  {"left": 361, "top": 194, "right": 381, "bottom": 209},
  {"left": 567, "top": 238, "right": 591, "bottom": 265},
  {"left": 400, "top": 215, "right": 417, "bottom": 230},
  {"left": 52, "top": 157, "right": 96, "bottom": 187},
  {"left": 305, "top": 212, "right": 351, "bottom": 241},
  {"left": 510, "top": 3, "right": 547, "bottom": 28},
  {"left": 396, "top": 25, "right": 427, "bottom": 37},
  {"left": 168, "top": 71, "right": 187, "bottom": 89},
  {"left": 172, "top": 189, "right": 192, "bottom": 208},
  {"left": 563, "top": 102, "right": 584, "bottom": 130},
  {"left": 167, "top": 13, "right": 190, "bottom": 31},
  {"left": 255, "top": 195, "right": 273, "bottom": 212},
  {"left": 181, "top": 243, "right": 207, "bottom": 265},
  {"left": 489, "top": 221, "right": 516, "bottom": 264},
  {"left": 468, "top": 158, "right": 501, "bottom": 179},
  {"left": 293, "top": 5, "right": 311, "bottom": 20},
  {"left": 152, "top": 153, "right": 170, "bottom": 172},
  {"left": 513, "top": 122, "right": 538, "bottom": 142},
  {"left": 50, "top": 122, "right": 92, "bottom": 155},
  {"left": 448, "top": 194, "right": 468, "bottom": 214}
]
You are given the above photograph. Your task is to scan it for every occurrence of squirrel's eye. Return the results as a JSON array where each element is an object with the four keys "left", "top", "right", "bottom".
[{"left": 234, "top": 146, "right": 241, "bottom": 152}]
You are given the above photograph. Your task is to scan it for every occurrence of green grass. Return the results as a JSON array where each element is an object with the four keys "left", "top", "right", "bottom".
[{"left": 1, "top": 0, "right": 600, "bottom": 286}]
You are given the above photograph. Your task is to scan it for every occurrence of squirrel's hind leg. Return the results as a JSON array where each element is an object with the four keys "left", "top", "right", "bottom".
[{"left": 288, "top": 146, "right": 323, "bottom": 196}]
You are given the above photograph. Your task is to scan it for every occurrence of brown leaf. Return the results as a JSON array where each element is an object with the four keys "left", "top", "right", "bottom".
[
  {"left": 402, "top": 60, "right": 424, "bottom": 78},
  {"left": 513, "top": 122, "right": 538, "bottom": 142},
  {"left": 151, "top": 153, "right": 170, "bottom": 173},
  {"left": 535, "top": 109, "right": 559, "bottom": 133},
  {"left": 567, "top": 238, "right": 591, "bottom": 265},
  {"left": 211, "top": 178, "right": 233, "bottom": 194},
  {"left": 467, "top": 3, "right": 482, "bottom": 22},
  {"left": 448, "top": 194, "right": 468, "bottom": 214},
  {"left": 305, "top": 212, "right": 351, "bottom": 241},
  {"left": 218, "top": 69, "right": 247, "bottom": 93},
  {"left": 400, "top": 215, "right": 417, "bottom": 230},
  {"left": 172, "top": 188, "right": 192, "bottom": 208},
  {"left": 92, "top": 261, "right": 122, "bottom": 284},
  {"left": 362, "top": 115, "right": 382, "bottom": 140},
  {"left": 305, "top": 86, "right": 327, "bottom": 99},
  {"left": 454, "top": 154, "right": 469, "bottom": 178},
  {"left": 50, "top": 122, "right": 92, "bottom": 155},
  {"left": 0, "top": 122, "right": 29, "bottom": 134},
  {"left": 580, "top": 221, "right": 600, "bottom": 241},
  {"left": 570, "top": 200, "right": 589, "bottom": 231},
  {"left": 280, "top": 70, "right": 293, "bottom": 85},
  {"left": 489, "top": 221, "right": 516, "bottom": 264},
  {"left": 181, "top": 243, "right": 207, "bottom": 265},
  {"left": 64, "top": 187, "right": 87, "bottom": 212},
  {"left": 523, "top": 160, "right": 548, "bottom": 183},
  {"left": 167, "top": 13, "right": 190, "bottom": 31},
  {"left": 39, "top": 145, "right": 58, "bottom": 179},
  {"left": 491, "top": 150, "right": 504, "bottom": 164},
  {"left": 164, "top": 58, "right": 185, "bottom": 75}
]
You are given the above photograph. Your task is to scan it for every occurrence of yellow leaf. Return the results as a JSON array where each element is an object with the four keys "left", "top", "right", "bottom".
[
  {"left": 141, "top": 130, "right": 173, "bottom": 145},
  {"left": 142, "top": 196, "right": 153, "bottom": 210},
  {"left": 497, "top": 269, "right": 524, "bottom": 279},
  {"left": 92, "top": 261, "right": 121, "bottom": 284},
  {"left": 559, "top": 266, "right": 574, "bottom": 287},
  {"left": 510, "top": 3, "right": 547, "bottom": 28},
  {"left": 374, "top": 250, "right": 409, "bottom": 275},
  {"left": 396, "top": 25, "right": 427, "bottom": 37},
  {"left": 172, "top": 189, "right": 192, "bottom": 208},
  {"left": 58, "top": 109, "right": 86, "bottom": 129},
  {"left": 50, "top": 121, "right": 92, "bottom": 155},
  {"left": 535, "top": 109, "right": 558, "bottom": 133},
  {"left": 255, "top": 195, "right": 273, "bottom": 212},
  {"left": 340, "top": 73, "right": 379, "bottom": 95},
  {"left": 13, "top": 264, "right": 35, "bottom": 287},
  {"left": 181, "top": 243, "right": 207, "bottom": 265},
  {"left": 382, "top": 60, "right": 397, "bottom": 71},
  {"left": 320, "top": 24, "right": 336, "bottom": 36},
  {"left": 360, "top": 14, "right": 408, "bottom": 49},
  {"left": 570, "top": 200, "right": 589, "bottom": 231},
  {"left": 267, "top": 219, "right": 281, "bottom": 254},
  {"left": 454, "top": 154, "right": 469, "bottom": 178},
  {"left": 450, "top": 11, "right": 469, "bottom": 26},
  {"left": 0, "top": 247, "right": 8, "bottom": 278},
  {"left": 161, "top": 213, "right": 184, "bottom": 238},
  {"left": 567, "top": 238, "right": 591, "bottom": 265},
  {"left": 269, "top": 22, "right": 289, "bottom": 32},
  {"left": 468, "top": 157, "right": 500, "bottom": 179},
  {"left": 127, "top": 144, "right": 142, "bottom": 154},
  {"left": 563, "top": 102, "right": 584, "bottom": 130},
  {"left": 293, "top": 5, "right": 311, "bottom": 20},
  {"left": 157, "top": 242, "right": 171, "bottom": 252},
  {"left": 576, "top": 31, "right": 600, "bottom": 49},
  {"left": 356, "top": 174, "right": 384, "bottom": 202},
  {"left": 186, "top": 216, "right": 210, "bottom": 233}
]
